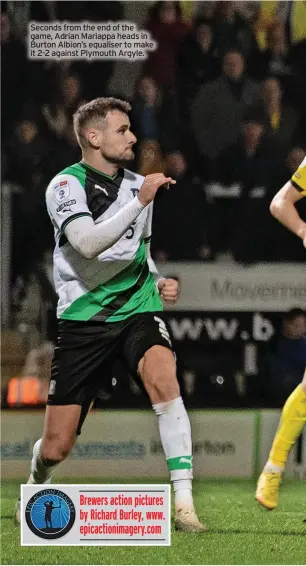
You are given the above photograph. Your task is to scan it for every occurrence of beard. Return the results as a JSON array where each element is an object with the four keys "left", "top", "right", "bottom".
[{"left": 102, "top": 148, "right": 135, "bottom": 166}]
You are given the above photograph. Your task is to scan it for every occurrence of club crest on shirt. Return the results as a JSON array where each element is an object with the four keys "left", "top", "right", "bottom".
[{"left": 54, "top": 180, "right": 70, "bottom": 203}]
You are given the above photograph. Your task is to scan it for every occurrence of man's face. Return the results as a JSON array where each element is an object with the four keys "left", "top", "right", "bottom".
[
  {"left": 243, "top": 122, "right": 264, "bottom": 147},
  {"left": 63, "top": 76, "right": 80, "bottom": 104},
  {"left": 286, "top": 148, "right": 305, "bottom": 174},
  {"left": 284, "top": 316, "right": 306, "bottom": 340},
  {"left": 88, "top": 110, "right": 137, "bottom": 165},
  {"left": 223, "top": 52, "right": 244, "bottom": 80},
  {"left": 262, "top": 78, "right": 281, "bottom": 106},
  {"left": 1, "top": 13, "right": 10, "bottom": 43},
  {"left": 18, "top": 120, "right": 38, "bottom": 144},
  {"left": 196, "top": 23, "right": 213, "bottom": 51}
]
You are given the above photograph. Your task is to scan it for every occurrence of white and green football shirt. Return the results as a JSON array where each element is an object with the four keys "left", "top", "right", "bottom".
[{"left": 45, "top": 161, "right": 163, "bottom": 322}]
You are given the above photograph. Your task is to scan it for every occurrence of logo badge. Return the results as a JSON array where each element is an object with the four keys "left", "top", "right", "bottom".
[
  {"left": 54, "top": 180, "right": 70, "bottom": 203},
  {"left": 25, "top": 488, "right": 75, "bottom": 539},
  {"left": 179, "top": 456, "right": 192, "bottom": 464},
  {"left": 94, "top": 184, "right": 108, "bottom": 196}
]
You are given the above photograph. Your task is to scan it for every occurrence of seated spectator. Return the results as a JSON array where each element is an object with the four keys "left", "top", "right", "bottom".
[
  {"left": 142, "top": 1, "right": 190, "bottom": 89},
  {"left": 264, "top": 309, "right": 306, "bottom": 406},
  {"left": 212, "top": 0, "right": 258, "bottom": 58},
  {"left": 260, "top": 77, "right": 298, "bottom": 151},
  {"left": 191, "top": 50, "right": 260, "bottom": 160},
  {"left": 151, "top": 152, "right": 213, "bottom": 261},
  {"left": 176, "top": 18, "right": 218, "bottom": 118}
]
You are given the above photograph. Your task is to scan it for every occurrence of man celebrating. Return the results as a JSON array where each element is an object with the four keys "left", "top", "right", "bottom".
[{"left": 15, "top": 97, "right": 206, "bottom": 532}]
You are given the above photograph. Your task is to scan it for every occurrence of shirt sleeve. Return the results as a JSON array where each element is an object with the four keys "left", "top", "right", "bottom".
[
  {"left": 45, "top": 174, "right": 92, "bottom": 233},
  {"left": 143, "top": 203, "right": 165, "bottom": 287},
  {"left": 291, "top": 157, "right": 306, "bottom": 197},
  {"left": 143, "top": 202, "right": 153, "bottom": 244}
]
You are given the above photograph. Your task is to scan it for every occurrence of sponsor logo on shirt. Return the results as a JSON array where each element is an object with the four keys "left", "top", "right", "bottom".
[
  {"left": 56, "top": 199, "right": 76, "bottom": 213},
  {"left": 94, "top": 184, "right": 108, "bottom": 196},
  {"left": 54, "top": 180, "right": 70, "bottom": 203}
]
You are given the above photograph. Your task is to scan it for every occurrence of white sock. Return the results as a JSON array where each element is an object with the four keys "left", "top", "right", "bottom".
[
  {"left": 153, "top": 397, "right": 194, "bottom": 508},
  {"left": 264, "top": 460, "right": 284, "bottom": 474},
  {"left": 28, "top": 439, "right": 58, "bottom": 484}
]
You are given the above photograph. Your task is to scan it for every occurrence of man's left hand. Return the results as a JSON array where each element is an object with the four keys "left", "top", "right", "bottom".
[{"left": 158, "top": 278, "right": 179, "bottom": 304}]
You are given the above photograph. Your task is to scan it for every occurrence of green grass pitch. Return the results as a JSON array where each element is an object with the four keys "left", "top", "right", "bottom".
[{"left": 1, "top": 478, "right": 305, "bottom": 565}]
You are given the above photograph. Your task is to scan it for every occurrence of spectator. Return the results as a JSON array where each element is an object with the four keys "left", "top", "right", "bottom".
[
  {"left": 5, "top": 118, "right": 54, "bottom": 296},
  {"left": 208, "top": 110, "right": 283, "bottom": 261},
  {"left": 5, "top": 119, "right": 50, "bottom": 190},
  {"left": 249, "top": 23, "right": 293, "bottom": 97},
  {"left": 131, "top": 75, "right": 183, "bottom": 173},
  {"left": 253, "top": 0, "right": 282, "bottom": 50},
  {"left": 265, "top": 309, "right": 306, "bottom": 406},
  {"left": 142, "top": 1, "right": 190, "bottom": 89},
  {"left": 1, "top": 11, "right": 28, "bottom": 138},
  {"left": 152, "top": 152, "right": 213, "bottom": 261},
  {"left": 260, "top": 77, "right": 298, "bottom": 151},
  {"left": 42, "top": 74, "right": 84, "bottom": 142},
  {"left": 40, "top": 74, "right": 83, "bottom": 169},
  {"left": 176, "top": 18, "right": 218, "bottom": 117},
  {"left": 212, "top": 1, "right": 258, "bottom": 58},
  {"left": 130, "top": 75, "right": 165, "bottom": 175},
  {"left": 286, "top": 146, "right": 306, "bottom": 176},
  {"left": 131, "top": 76, "right": 161, "bottom": 146},
  {"left": 193, "top": 1, "right": 217, "bottom": 22},
  {"left": 191, "top": 50, "right": 260, "bottom": 160}
]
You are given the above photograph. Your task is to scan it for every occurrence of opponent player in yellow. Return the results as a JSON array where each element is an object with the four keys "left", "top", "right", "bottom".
[{"left": 256, "top": 156, "right": 306, "bottom": 510}]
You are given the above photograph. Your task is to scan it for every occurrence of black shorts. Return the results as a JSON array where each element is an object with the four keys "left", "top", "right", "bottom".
[{"left": 48, "top": 312, "right": 174, "bottom": 433}]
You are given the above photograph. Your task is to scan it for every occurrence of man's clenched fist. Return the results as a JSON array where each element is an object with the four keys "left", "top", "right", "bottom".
[{"left": 157, "top": 278, "right": 179, "bottom": 304}]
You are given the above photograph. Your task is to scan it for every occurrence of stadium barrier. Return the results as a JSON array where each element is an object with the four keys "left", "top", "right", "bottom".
[{"left": 2, "top": 410, "right": 305, "bottom": 479}]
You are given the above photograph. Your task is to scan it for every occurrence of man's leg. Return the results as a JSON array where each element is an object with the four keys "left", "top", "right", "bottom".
[
  {"left": 256, "top": 368, "right": 306, "bottom": 509},
  {"left": 138, "top": 345, "right": 207, "bottom": 532},
  {"left": 15, "top": 404, "right": 82, "bottom": 523},
  {"left": 29, "top": 404, "right": 82, "bottom": 482}
]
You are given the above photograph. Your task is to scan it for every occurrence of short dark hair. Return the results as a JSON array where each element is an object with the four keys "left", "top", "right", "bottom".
[
  {"left": 283, "top": 308, "right": 305, "bottom": 322},
  {"left": 73, "top": 97, "right": 131, "bottom": 149}
]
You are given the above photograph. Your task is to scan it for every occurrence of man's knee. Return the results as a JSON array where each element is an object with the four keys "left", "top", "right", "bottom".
[
  {"left": 40, "top": 434, "right": 74, "bottom": 465},
  {"left": 140, "top": 346, "right": 180, "bottom": 401}
]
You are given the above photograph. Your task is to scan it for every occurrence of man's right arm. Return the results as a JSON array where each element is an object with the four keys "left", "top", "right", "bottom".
[
  {"left": 270, "top": 157, "right": 306, "bottom": 247},
  {"left": 46, "top": 173, "right": 175, "bottom": 259}
]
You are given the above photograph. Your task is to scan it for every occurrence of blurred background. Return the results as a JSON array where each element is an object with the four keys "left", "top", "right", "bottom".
[{"left": 1, "top": 0, "right": 306, "bottom": 413}]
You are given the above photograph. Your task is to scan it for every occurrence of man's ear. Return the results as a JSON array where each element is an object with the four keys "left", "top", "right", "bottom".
[{"left": 87, "top": 128, "right": 102, "bottom": 149}]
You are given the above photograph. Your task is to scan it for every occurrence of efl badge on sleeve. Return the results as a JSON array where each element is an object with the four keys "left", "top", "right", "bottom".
[{"left": 54, "top": 180, "right": 70, "bottom": 203}]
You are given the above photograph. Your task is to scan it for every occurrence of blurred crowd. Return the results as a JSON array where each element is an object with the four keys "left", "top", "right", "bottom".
[{"left": 2, "top": 1, "right": 306, "bottom": 305}]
